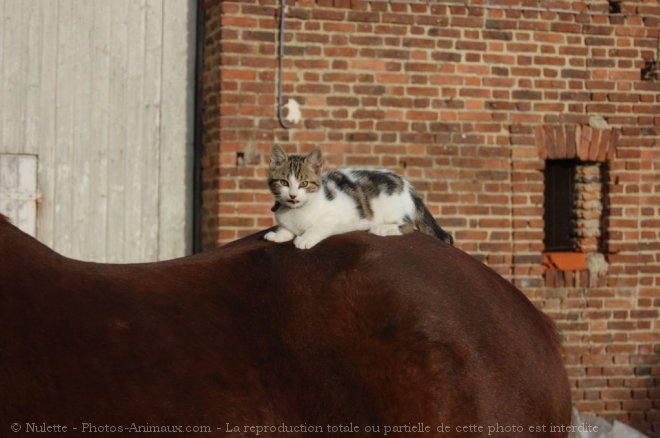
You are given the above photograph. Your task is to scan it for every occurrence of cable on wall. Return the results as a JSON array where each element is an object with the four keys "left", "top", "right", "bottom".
[{"left": 277, "top": 0, "right": 296, "bottom": 129}]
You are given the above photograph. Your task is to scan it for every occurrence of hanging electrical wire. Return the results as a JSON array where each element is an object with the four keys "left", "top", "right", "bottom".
[{"left": 277, "top": 0, "right": 296, "bottom": 129}]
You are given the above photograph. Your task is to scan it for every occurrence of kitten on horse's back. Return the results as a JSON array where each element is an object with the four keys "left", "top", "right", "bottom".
[{"left": 265, "top": 145, "right": 453, "bottom": 249}]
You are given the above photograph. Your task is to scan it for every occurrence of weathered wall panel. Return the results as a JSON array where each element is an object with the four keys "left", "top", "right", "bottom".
[{"left": 0, "top": 0, "right": 195, "bottom": 262}]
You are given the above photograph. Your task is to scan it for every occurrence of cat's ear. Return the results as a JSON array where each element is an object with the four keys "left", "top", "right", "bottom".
[
  {"left": 305, "top": 147, "right": 322, "bottom": 174},
  {"left": 270, "top": 145, "right": 287, "bottom": 169}
]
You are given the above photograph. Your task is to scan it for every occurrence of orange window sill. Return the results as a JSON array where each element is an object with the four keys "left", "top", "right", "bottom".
[{"left": 543, "top": 252, "right": 587, "bottom": 271}]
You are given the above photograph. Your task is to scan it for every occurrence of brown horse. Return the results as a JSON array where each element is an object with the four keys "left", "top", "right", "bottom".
[{"left": 0, "top": 214, "right": 571, "bottom": 436}]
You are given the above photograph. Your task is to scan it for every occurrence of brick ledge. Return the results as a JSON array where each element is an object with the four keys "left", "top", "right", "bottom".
[{"left": 543, "top": 252, "right": 609, "bottom": 288}]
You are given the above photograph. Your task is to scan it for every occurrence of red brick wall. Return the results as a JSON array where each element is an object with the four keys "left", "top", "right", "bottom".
[{"left": 200, "top": 1, "right": 660, "bottom": 434}]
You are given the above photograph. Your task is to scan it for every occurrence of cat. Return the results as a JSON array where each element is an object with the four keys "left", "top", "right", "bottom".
[{"left": 264, "top": 145, "right": 454, "bottom": 249}]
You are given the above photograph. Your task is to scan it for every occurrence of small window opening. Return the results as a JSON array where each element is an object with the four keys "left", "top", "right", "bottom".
[
  {"left": 544, "top": 160, "right": 576, "bottom": 252},
  {"left": 544, "top": 160, "right": 606, "bottom": 253}
]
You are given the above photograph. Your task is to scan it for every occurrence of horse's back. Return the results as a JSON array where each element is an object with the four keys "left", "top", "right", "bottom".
[
  {"left": 0, "top": 220, "right": 571, "bottom": 436},
  {"left": 239, "top": 232, "right": 571, "bottom": 434}
]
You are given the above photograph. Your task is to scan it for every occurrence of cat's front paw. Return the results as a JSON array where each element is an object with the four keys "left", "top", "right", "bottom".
[
  {"left": 369, "top": 224, "right": 403, "bottom": 237},
  {"left": 293, "top": 234, "right": 321, "bottom": 250},
  {"left": 264, "top": 228, "right": 295, "bottom": 243}
]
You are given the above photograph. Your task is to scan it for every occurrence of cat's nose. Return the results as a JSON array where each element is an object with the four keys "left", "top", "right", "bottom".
[{"left": 290, "top": 194, "right": 297, "bottom": 200}]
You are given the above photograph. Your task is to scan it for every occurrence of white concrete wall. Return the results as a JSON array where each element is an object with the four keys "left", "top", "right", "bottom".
[{"left": 0, "top": 0, "right": 196, "bottom": 262}]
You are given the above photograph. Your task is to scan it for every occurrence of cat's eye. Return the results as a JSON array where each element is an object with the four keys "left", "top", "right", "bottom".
[
  {"left": 300, "top": 181, "right": 308, "bottom": 188},
  {"left": 279, "top": 179, "right": 289, "bottom": 186}
]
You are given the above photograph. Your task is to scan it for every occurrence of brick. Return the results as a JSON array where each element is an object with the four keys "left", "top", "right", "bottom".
[
  {"left": 347, "top": 10, "right": 379, "bottom": 23},
  {"left": 534, "top": 56, "right": 566, "bottom": 66},
  {"left": 563, "top": 124, "right": 577, "bottom": 159},
  {"left": 221, "top": 69, "right": 257, "bottom": 81},
  {"left": 588, "top": 128, "right": 601, "bottom": 161},
  {"left": 451, "top": 16, "right": 483, "bottom": 28},
  {"left": 242, "top": 30, "right": 274, "bottom": 42},
  {"left": 383, "top": 12, "right": 415, "bottom": 26},
  {"left": 577, "top": 125, "right": 592, "bottom": 160},
  {"left": 222, "top": 16, "right": 259, "bottom": 28},
  {"left": 376, "top": 73, "right": 409, "bottom": 84},
  {"left": 556, "top": 125, "right": 568, "bottom": 158},
  {"left": 483, "top": 54, "right": 516, "bottom": 65},
  {"left": 513, "top": 89, "right": 543, "bottom": 100},
  {"left": 483, "top": 29, "right": 514, "bottom": 41},
  {"left": 597, "top": 129, "right": 611, "bottom": 162},
  {"left": 456, "top": 40, "right": 487, "bottom": 51}
]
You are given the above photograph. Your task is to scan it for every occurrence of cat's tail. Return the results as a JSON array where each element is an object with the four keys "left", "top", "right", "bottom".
[{"left": 412, "top": 194, "right": 454, "bottom": 245}]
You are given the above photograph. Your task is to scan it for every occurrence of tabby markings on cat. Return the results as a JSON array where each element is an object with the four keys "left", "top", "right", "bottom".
[{"left": 265, "top": 145, "right": 453, "bottom": 249}]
